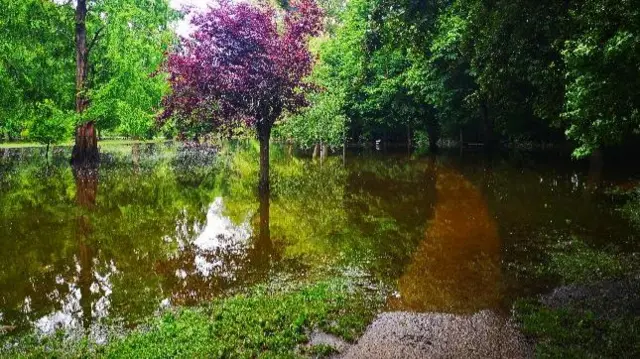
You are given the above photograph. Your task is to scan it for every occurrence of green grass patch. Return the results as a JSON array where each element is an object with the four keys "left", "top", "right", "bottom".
[
  {"left": 1, "top": 279, "right": 383, "bottom": 358},
  {"left": 515, "top": 299, "right": 640, "bottom": 358}
]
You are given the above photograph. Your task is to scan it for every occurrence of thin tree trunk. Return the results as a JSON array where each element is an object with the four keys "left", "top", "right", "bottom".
[
  {"left": 587, "top": 148, "right": 604, "bottom": 190},
  {"left": 75, "top": 0, "right": 87, "bottom": 114},
  {"left": 481, "top": 99, "right": 495, "bottom": 152},
  {"left": 427, "top": 120, "right": 439, "bottom": 154},
  {"left": 342, "top": 139, "right": 346, "bottom": 165},
  {"left": 71, "top": 0, "right": 99, "bottom": 166}
]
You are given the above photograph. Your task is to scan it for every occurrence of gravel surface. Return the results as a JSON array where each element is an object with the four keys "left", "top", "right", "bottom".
[{"left": 339, "top": 310, "right": 532, "bottom": 359}]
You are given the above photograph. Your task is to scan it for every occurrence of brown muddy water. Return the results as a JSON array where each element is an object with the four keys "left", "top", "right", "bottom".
[{"left": 0, "top": 142, "right": 638, "bottom": 339}]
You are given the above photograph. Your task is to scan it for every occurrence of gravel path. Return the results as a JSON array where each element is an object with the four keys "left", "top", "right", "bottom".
[{"left": 338, "top": 310, "right": 532, "bottom": 359}]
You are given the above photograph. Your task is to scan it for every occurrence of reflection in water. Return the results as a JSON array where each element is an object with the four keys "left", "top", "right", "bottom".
[
  {"left": 74, "top": 166, "right": 99, "bottom": 332},
  {"left": 0, "top": 144, "right": 638, "bottom": 339},
  {"left": 159, "top": 197, "right": 253, "bottom": 305},
  {"left": 31, "top": 166, "right": 117, "bottom": 340},
  {"left": 158, "top": 186, "right": 274, "bottom": 306},
  {"left": 390, "top": 162, "right": 501, "bottom": 313}
]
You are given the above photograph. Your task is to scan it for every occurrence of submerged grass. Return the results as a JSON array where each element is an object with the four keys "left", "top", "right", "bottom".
[
  {"left": 515, "top": 300, "right": 640, "bottom": 358},
  {"left": 1, "top": 279, "right": 383, "bottom": 359},
  {"left": 0, "top": 139, "right": 167, "bottom": 149},
  {"left": 513, "top": 235, "right": 640, "bottom": 358}
]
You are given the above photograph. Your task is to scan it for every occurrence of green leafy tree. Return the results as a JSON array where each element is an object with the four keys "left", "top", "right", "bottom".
[
  {"left": 0, "top": 0, "right": 75, "bottom": 141},
  {"left": 27, "top": 100, "right": 75, "bottom": 153},
  {"left": 83, "top": 0, "right": 177, "bottom": 139},
  {"left": 562, "top": 0, "right": 640, "bottom": 156}
]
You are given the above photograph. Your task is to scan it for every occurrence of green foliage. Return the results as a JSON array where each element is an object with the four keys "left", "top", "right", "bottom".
[
  {"left": 277, "top": 90, "right": 347, "bottom": 148},
  {"left": 291, "top": 0, "right": 640, "bottom": 154},
  {"left": 0, "top": 0, "right": 176, "bottom": 143},
  {"left": 562, "top": 0, "right": 640, "bottom": 157},
  {"left": 0, "top": 0, "right": 74, "bottom": 141},
  {"left": 84, "top": 0, "right": 177, "bottom": 138},
  {"left": 27, "top": 100, "right": 75, "bottom": 147}
]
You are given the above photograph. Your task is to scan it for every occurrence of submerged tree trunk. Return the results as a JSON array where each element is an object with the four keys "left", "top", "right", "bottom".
[
  {"left": 72, "top": 121, "right": 100, "bottom": 166},
  {"left": 258, "top": 122, "right": 272, "bottom": 192},
  {"left": 71, "top": 0, "right": 99, "bottom": 166},
  {"left": 342, "top": 139, "right": 346, "bottom": 165},
  {"left": 587, "top": 147, "right": 604, "bottom": 190},
  {"left": 427, "top": 120, "right": 440, "bottom": 154},
  {"left": 320, "top": 141, "right": 327, "bottom": 163},
  {"left": 481, "top": 99, "right": 495, "bottom": 152}
]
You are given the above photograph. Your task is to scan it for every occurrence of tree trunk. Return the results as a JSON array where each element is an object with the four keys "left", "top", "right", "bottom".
[
  {"left": 481, "top": 99, "right": 495, "bottom": 152},
  {"left": 71, "top": 0, "right": 98, "bottom": 166},
  {"left": 75, "top": 0, "right": 88, "bottom": 114},
  {"left": 72, "top": 121, "right": 99, "bottom": 166},
  {"left": 587, "top": 148, "right": 604, "bottom": 190},
  {"left": 320, "top": 141, "right": 327, "bottom": 164},
  {"left": 427, "top": 120, "right": 440, "bottom": 154},
  {"left": 258, "top": 122, "right": 272, "bottom": 192},
  {"left": 72, "top": 0, "right": 99, "bottom": 166},
  {"left": 342, "top": 139, "right": 346, "bottom": 165}
]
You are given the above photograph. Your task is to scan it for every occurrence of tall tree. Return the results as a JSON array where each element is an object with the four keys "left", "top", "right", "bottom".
[
  {"left": 71, "top": 0, "right": 99, "bottom": 166},
  {"left": 162, "top": 0, "right": 323, "bottom": 190}
]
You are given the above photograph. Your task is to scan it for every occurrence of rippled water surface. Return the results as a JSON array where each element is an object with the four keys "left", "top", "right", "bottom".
[{"left": 0, "top": 142, "right": 638, "bottom": 338}]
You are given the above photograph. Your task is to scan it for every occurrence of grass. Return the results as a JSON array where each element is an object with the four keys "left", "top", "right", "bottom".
[
  {"left": 545, "top": 239, "right": 629, "bottom": 284},
  {"left": 515, "top": 300, "right": 640, "bottom": 358},
  {"left": 513, "top": 237, "right": 640, "bottom": 358},
  {"left": 1, "top": 279, "right": 383, "bottom": 359}
]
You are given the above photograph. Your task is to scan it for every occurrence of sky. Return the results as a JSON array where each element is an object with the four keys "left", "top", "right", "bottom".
[{"left": 169, "top": 0, "right": 211, "bottom": 36}]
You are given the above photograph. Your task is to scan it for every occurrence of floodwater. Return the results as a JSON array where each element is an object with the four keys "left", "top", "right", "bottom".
[{"left": 0, "top": 142, "right": 638, "bottom": 338}]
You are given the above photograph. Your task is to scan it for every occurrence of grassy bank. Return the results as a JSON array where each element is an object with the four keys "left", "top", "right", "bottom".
[
  {"left": 1, "top": 279, "right": 384, "bottom": 358},
  {"left": 513, "top": 232, "right": 640, "bottom": 358}
]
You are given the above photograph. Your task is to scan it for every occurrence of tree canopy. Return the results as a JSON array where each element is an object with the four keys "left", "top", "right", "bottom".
[{"left": 0, "top": 0, "right": 639, "bottom": 158}]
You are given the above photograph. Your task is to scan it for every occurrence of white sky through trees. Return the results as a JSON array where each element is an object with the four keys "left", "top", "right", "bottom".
[{"left": 170, "top": 0, "right": 210, "bottom": 36}]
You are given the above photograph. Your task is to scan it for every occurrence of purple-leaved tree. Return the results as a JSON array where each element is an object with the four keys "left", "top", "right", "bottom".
[{"left": 161, "top": 0, "right": 323, "bottom": 190}]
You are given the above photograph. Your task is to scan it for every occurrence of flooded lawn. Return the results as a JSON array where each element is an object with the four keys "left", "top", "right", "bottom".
[{"left": 0, "top": 142, "right": 638, "bottom": 341}]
